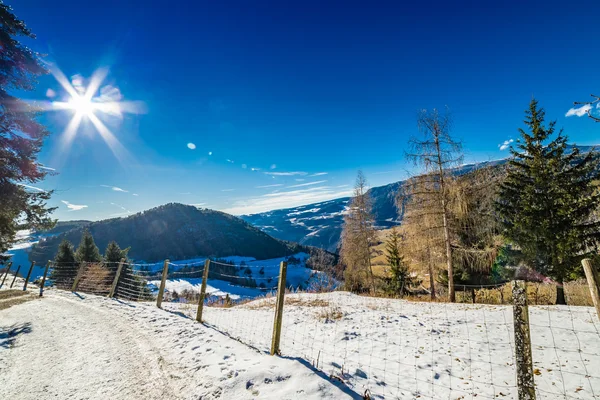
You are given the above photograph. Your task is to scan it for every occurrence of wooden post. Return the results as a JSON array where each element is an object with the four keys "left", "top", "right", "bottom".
[
  {"left": 512, "top": 280, "right": 536, "bottom": 400},
  {"left": 270, "top": 261, "right": 288, "bottom": 356},
  {"left": 108, "top": 258, "right": 125, "bottom": 298},
  {"left": 0, "top": 262, "right": 12, "bottom": 289},
  {"left": 71, "top": 263, "right": 86, "bottom": 292},
  {"left": 156, "top": 259, "right": 170, "bottom": 308},
  {"left": 23, "top": 261, "right": 35, "bottom": 291},
  {"left": 39, "top": 261, "right": 51, "bottom": 297},
  {"left": 582, "top": 258, "right": 600, "bottom": 320},
  {"left": 10, "top": 265, "right": 21, "bottom": 288},
  {"left": 196, "top": 259, "right": 211, "bottom": 322}
]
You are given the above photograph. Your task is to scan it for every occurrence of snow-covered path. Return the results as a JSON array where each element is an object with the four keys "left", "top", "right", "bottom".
[{"left": 0, "top": 290, "right": 357, "bottom": 400}]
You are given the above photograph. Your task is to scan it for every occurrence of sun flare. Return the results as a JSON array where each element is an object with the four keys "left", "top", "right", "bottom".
[
  {"left": 67, "top": 94, "right": 96, "bottom": 117},
  {"left": 43, "top": 66, "right": 146, "bottom": 164}
]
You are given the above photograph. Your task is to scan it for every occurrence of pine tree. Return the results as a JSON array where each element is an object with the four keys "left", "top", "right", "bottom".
[
  {"left": 340, "top": 171, "right": 377, "bottom": 293},
  {"left": 75, "top": 229, "right": 102, "bottom": 263},
  {"left": 496, "top": 99, "right": 600, "bottom": 304},
  {"left": 51, "top": 239, "right": 76, "bottom": 288},
  {"left": 103, "top": 241, "right": 129, "bottom": 271},
  {"left": 0, "top": 3, "right": 56, "bottom": 257},
  {"left": 384, "top": 227, "right": 415, "bottom": 297}
]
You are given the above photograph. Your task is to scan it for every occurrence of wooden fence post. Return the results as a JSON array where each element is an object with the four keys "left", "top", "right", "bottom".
[
  {"left": 23, "top": 261, "right": 35, "bottom": 291},
  {"left": 0, "top": 262, "right": 12, "bottom": 289},
  {"left": 108, "top": 258, "right": 125, "bottom": 298},
  {"left": 156, "top": 259, "right": 170, "bottom": 308},
  {"left": 582, "top": 258, "right": 600, "bottom": 320},
  {"left": 512, "top": 280, "right": 536, "bottom": 400},
  {"left": 196, "top": 259, "right": 211, "bottom": 323},
  {"left": 10, "top": 265, "right": 21, "bottom": 288},
  {"left": 270, "top": 261, "right": 288, "bottom": 356},
  {"left": 39, "top": 261, "right": 51, "bottom": 297},
  {"left": 71, "top": 262, "right": 86, "bottom": 292}
]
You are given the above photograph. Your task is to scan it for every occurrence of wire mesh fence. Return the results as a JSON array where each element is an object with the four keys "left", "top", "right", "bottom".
[{"left": 5, "top": 257, "right": 599, "bottom": 399}]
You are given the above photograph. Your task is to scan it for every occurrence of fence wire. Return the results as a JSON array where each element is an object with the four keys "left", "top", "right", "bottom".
[{"left": 8, "top": 259, "right": 599, "bottom": 399}]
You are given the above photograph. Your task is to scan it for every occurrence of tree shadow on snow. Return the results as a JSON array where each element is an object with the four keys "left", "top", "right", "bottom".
[
  {"left": 280, "top": 356, "right": 364, "bottom": 399},
  {"left": 0, "top": 322, "right": 32, "bottom": 349}
]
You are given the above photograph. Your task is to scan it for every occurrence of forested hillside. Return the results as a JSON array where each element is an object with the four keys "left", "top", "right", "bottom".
[{"left": 29, "top": 204, "right": 307, "bottom": 263}]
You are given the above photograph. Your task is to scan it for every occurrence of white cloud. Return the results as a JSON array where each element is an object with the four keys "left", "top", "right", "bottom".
[
  {"left": 16, "top": 183, "right": 47, "bottom": 192},
  {"left": 251, "top": 167, "right": 261, "bottom": 171},
  {"left": 309, "top": 172, "right": 328, "bottom": 177},
  {"left": 288, "top": 180, "right": 327, "bottom": 188},
  {"left": 270, "top": 164, "right": 277, "bottom": 169},
  {"left": 46, "top": 88, "right": 56, "bottom": 98},
  {"left": 221, "top": 188, "right": 236, "bottom": 192},
  {"left": 223, "top": 186, "right": 353, "bottom": 215},
  {"left": 37, "top": 164, "right": 56, "bottom": 172},
  {"left": 132, "top": 193, "right": 139, "bottom": 196},
  {"left": 295, "top": 179, "right": 305, "bottom": 182},
  {"left": 566, "top": 104, "right": 592, "bottom": 117},
  {"left": 100, "top": 185, "right": 129, "bottom": 193},
  {"left": 264, "top": 171, "right": 307, "bottom": 176},
  {"left": 187, "top": 143, "right": 196, "bottom": 150},
  {"left": 256, "top": 184, "right": 284, "bottom": 188},
  {"left": 208, "top": 151, "right": 213, "bottom": 156},
  {"left": 62, "top": 200, "right": 88, "bottom": 211},
  {"left": 226, "top": 159, "right": 234, "bottom": 163},
  {"left": 189, "top": 203, "right": 206, "bottom": 207},
  {"left": 498, "top": 139, "right": 514, "bottom": 151}
]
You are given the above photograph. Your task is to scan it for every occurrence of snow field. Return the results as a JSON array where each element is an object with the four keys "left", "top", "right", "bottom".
[
  {"left": 0, "top": 288, "right": 356, "bottom": 399},
  {"left": 166, "top": 292, "right": 600, "bottom": 399}
]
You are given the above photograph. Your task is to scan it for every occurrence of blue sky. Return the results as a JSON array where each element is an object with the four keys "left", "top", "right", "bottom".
[{"left": 13, "top": 0, "right": 600, "bottom": 220}]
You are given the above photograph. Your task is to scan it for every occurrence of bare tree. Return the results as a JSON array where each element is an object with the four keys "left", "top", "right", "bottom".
[
  {"left": 399, "top": 173, "right": 445, "bottom": 300},
  {"left": 404, "top": 109, "right": 463, "bottom": 302},
  {"left": 573, "top": 94, "right": 600, "bottom": 122},
  {"left": 340, "top": 171, "right": 377, "bottom": 293}
]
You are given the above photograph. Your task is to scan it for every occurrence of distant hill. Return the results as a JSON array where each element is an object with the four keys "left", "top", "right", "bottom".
[
  {"left": 41, "top": 220, "right": 91, "bottom": 235},
  {"left": 30, "top": 204, "right": 307, "bottom": 264},
  {"left": 242, "top": 145, "right": 598, "bottom": 252}
]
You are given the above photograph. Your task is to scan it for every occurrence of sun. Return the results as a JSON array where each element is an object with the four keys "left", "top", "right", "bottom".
[
  {"left": 67, "top": 94, "right": 96, "bottom": 117},
  {"left": 42, "top": 66, "right": 146, "bottom": 164}
]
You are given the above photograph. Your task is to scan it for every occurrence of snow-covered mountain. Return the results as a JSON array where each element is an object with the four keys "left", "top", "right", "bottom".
[
  {"left": 242, "top": 146, "right": 600, "bottom": 252},
  {"left": 240, "top": 160, "right": 506, "bottom": 252}
]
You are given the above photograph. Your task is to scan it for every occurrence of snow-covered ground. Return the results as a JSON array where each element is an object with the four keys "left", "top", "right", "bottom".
[
  {"left": 3, "top": 278, "right": 598, "bottom": 399},
  {"left": 0, "top": 288, "right": 356, "bottom": 400},
  {"left": 164, "top": 292, "right": 600, "bottom": 399},
  {"left": 149, "top": 252, "right": 321, "bottom": 300}
]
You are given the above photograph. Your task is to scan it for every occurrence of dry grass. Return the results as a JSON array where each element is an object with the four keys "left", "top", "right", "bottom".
[
  {"left": 392, "top": 281, "right": 593, "bottom": 306},
  {"left": 316, "top": 306, "right": 344, "bottom": 322},
  {"left": 0, "top": 290, "right": 36, "bottom": 311},
  {"left": 0, "top": 290, "right": 28, "bottom": 300},
  {"left": 243, "top": 296, "right": 330, "bottom": 310}
]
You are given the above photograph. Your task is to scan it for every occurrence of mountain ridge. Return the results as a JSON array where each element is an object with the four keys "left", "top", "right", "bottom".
[
  {"left": 30, "top": 203, "right": 310, "bottom": 264},
  {"left": 241, "top": 145, "right": 599, "bottom": 251}
]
